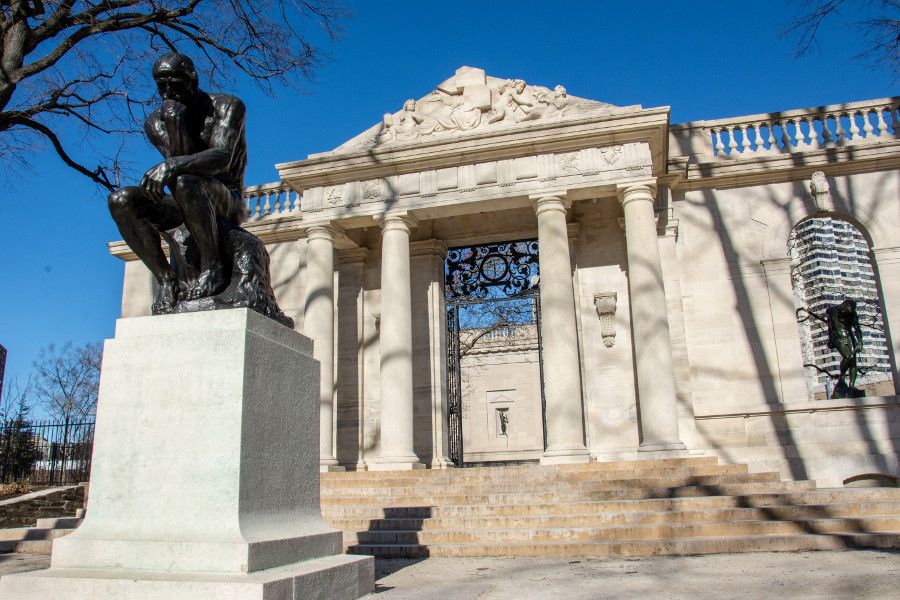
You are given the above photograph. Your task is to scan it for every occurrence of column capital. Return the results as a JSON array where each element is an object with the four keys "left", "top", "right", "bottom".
[
  {"left": 377, "top": 212, "right": 418, "bottom": 233},
  {"left": 616, "top": 181, "right": 657, "bottom": 207},
  {"left": 306, "top": 222, "right": 342, "bottom": 242},
  {"left": 532, "top": 195, "right": 571, "bottom": 217}
]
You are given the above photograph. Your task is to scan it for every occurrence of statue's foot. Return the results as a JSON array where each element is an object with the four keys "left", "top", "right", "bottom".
[
  {"left": 184, "top": 264, "right": 226, "bottom": 301},
  {"left": 152, "top": 277, "right": 179, "bottom": 314}
]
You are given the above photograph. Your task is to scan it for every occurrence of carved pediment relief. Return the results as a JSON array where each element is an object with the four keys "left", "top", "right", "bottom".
[{"left": 331, "top": 66, "right": 624, "bottom": 154}]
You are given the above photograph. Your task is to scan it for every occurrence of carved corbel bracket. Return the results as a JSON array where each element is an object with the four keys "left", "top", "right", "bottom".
[
  {"left": 593, "top": 292, "right": 617, "bottom": 348},
  {"left": 809, "top": 170, "right": 830, "bottom": 213}
]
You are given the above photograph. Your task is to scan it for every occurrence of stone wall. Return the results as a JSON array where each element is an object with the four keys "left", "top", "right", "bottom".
[{"left": 0, "top": 487, "right": 85, "bottom": 528}]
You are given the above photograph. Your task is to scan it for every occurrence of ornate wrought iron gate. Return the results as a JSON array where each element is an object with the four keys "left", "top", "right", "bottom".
[{"left": 444, "top": 239, "right": 546, "bottom": 467}]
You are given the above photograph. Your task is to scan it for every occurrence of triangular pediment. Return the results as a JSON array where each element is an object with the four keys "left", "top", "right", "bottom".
[{"left": 328, "top": 67, "right": 628, "bottom": 155}]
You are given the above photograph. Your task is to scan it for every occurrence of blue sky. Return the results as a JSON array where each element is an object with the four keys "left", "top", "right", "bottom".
[{"left": 0, "top": 1, "right": 896, "bottom": 390}]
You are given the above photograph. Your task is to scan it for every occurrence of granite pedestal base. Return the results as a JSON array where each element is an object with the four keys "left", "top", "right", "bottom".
[{"left": 0, "top": 309, "right": 373, "bottom": 599}]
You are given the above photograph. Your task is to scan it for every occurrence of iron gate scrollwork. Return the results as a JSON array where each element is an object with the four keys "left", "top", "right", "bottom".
[{"left": 444, "top": 239, "right": 546, "bottom": 467}]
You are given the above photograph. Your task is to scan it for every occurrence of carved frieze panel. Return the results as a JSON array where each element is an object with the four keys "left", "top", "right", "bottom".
[{"left": 303, "top": 141, "right": 652, "bottom": 214}]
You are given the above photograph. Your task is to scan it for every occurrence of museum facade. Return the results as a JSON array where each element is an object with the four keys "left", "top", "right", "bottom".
[{"left": 111, "top": 67, "right": 900, "bottom": 486}]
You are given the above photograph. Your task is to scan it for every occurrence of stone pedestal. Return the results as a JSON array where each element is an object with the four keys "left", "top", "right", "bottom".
[{"left": 0, "top": 309, "right": 373, "bottom": 600}]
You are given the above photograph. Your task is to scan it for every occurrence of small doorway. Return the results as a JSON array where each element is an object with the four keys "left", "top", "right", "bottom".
[{"left": 445, "top": 239, "right": 546, "bottom": 466}]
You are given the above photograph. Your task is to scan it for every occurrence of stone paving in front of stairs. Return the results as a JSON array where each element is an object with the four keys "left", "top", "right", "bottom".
[{"left": 2, "top": 550, "right": 898, "bottom": 599}]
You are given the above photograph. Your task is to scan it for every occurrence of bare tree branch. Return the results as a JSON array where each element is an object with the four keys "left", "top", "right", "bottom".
[
  {"left": 784, "top": 0, "right": 899, "bottom": 73},
  {"left": 0, "top": 0, "right": 348, "bottom": 188}
]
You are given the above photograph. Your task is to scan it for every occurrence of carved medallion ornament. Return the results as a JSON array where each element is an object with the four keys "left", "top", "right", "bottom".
[{"left": 335, "top": 67, "right": 618, "bottom": 153}]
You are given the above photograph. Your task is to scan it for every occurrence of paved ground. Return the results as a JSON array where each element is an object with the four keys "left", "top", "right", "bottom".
[{"left": 1, "top": 550, "right": 897, "bottom": 599}]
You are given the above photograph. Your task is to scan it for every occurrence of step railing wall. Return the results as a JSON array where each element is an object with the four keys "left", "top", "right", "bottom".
[
  {"left": 670, "top": 98, "right": 899, "bottom": 162},
  {"left": 243, "top": 181, "right": 301, "bottom": 220}
]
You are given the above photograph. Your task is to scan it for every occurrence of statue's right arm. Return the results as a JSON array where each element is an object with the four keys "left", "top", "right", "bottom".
[{"left": 144, "top": 112, "right": 170, "bottom": 159}]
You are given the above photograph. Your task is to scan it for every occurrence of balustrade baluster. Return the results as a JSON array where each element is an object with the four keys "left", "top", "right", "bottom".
[
  {"left": 792, "top": 119, "right": 806, "bottom": 146},
  {"left": 875, "top": 107, "right": 888, "bottom": 137},
  {"left": 806, "top": 117, "right": 818, "bottom": 145},
  {"left": 833, "top": 112, "right": 846, "bottom": 143},
  {"left": 740, "top": 124, "right": 752, "bottom": 152},
  {"left": 848, "top": 111, "right": 861, "bottom": 139},
  {"left": 766, "top": 121, "right": 777, "bottom": 150},
  {"left": 820, "top": 113, "right": 834, "bottom": 143},
  {"left": 862, "top": 109, "right": 875, "bottom": 137},
  {"left": 727, "top": 126, "right": 738, "bottom": 154},
  {"left": 262, "top": 191, "right": 272, "bottom": 217},
  {"left": 780, "top": 120, "right": 792, "bottom": 150},
  {"left": 714, "top": 127, "right": 725, "bottom": 155}
]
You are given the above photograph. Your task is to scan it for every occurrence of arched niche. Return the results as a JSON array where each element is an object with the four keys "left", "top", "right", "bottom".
[{"left": 787, "top": 214, "right": 894, "bottom": 399}]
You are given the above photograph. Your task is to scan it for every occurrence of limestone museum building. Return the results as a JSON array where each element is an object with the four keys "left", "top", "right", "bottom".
[{"left": 110, "top": 67, "right": 900, "bottom": 487}]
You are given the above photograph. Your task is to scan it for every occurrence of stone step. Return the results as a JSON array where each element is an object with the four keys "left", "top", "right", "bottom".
[
  {"left": 320, "top": 472, "right": 782, "bottom": 496},
  {"left": 348, "top": 532, "right": 900, "bottom": 558},
  {"left": 34, "top": 517, "right": 83, "bottom": 529},
  {"left": 323, "top": 457, "right": 720, "bottom": 482},
  {"left": 320, "top": 488, "right": 900, "bottom": 519},
  {"left": 320, "top": 481, "right": 818, "bottom": 507},
  {"left": 343, "top": 516, "right": 900, "bottom": 545},
  {"left": 326, "top": 501, "right": 900, "bottom": 532},
  {"left": 321, "top": 463, "right": 749, "bottom": 487},
  {"left": 0, "top": 528, "right": 74, "bottom": 555}
]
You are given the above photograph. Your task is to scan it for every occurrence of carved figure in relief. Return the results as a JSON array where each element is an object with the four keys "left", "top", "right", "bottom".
[
  {"left": 488, "top": 79, "right": 544, "bottom": 124},
  {"left": 334, "top": 67, "right": 618, "bottom": 153},
  {"left": 384, "top": 99, "right": 426, "bottom": 141}
]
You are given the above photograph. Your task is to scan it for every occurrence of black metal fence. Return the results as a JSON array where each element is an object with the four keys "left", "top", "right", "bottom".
[{"left": 0, "top": 418, "right": 95, "bottom": 485}]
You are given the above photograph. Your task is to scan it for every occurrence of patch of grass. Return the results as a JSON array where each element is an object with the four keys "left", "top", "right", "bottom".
[{"left": 0, "top": 480, "right": 33, "bottom": 499}]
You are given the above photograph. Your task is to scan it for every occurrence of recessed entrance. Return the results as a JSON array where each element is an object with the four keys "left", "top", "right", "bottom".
[{"left": 444, "top": 239, "right": 546, "bottom": 466}]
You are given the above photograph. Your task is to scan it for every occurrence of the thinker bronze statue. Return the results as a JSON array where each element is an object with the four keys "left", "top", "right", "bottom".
[{"left": 108, "top": 53, "right": 292, "bottom": 327}]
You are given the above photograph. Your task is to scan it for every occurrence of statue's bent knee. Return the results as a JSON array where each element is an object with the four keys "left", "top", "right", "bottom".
[{"left": 108, "top": 187, "right": 139, "bottom": 215}]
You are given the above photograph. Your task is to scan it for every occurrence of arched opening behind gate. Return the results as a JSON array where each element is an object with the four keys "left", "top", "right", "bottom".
[{"left": 444, "top": 239, "right": 547, "bottom": 466}]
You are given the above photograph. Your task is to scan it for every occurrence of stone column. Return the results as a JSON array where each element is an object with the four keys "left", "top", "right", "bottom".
[
  {"left": 372, "top": 213, "right": 424, "bottom": 470},
  {"left": 533, "top": 196, "right": 591, "bottom": 465},
  {"left": 305, "top": 224, "right": 341, "bottom": 470},
  {"left": 617, "top": 182, "right": 685, "bottom": 452}
]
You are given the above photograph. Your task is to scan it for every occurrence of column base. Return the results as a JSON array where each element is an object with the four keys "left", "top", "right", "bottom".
[
  {"left": 639, "top": 441, "right": 687, "bottom": 453},
  {"left": 320, "top": 464, "right": 347, "bottom": 472},
  {"left": 368, "top": 458, "right": 426, "bottom": 471},
  {"left": 540, "top": 446, "right": 591, "bottom": 465},
  {"left": 0, "top": 554, "right": 374, "bottom": 600}
]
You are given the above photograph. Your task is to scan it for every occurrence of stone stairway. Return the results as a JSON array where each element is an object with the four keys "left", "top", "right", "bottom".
[
  {"left": 0, "top": 517, "right": 82, "bottom": 554},
  {"left": 321, "top": 457, "right": 900, "bottom": 558}
]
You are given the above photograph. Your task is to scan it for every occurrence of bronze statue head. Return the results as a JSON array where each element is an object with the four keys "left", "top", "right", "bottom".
[{"left": 152, "top": 53, "right": 199, "bottom": 104}]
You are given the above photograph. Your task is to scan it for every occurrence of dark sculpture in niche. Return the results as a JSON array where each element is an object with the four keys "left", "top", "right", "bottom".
[
  {"left": 827, "top": 299, "right": 864, "bottom": 398},
  {"left": 108, "top": 53, "right": 292, "bottom": 327}
]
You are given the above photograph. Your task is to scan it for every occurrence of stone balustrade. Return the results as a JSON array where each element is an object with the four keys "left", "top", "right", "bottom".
[
  {"left": 670, "top": 97, "right": 899, "bottom": 161},
  {"left": 242, "top": 181, "right": 300, "bottom": 219}
]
